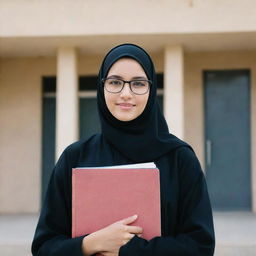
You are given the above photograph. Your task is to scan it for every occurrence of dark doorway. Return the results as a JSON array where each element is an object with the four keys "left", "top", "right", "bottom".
[
  {"left": 204, "top": 70, "right": 251, "bottom": 211},
  {"left": 41, "top": 77, "right": 56, "bottom": 204}
]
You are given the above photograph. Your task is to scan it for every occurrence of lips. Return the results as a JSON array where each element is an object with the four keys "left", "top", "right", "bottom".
[
  {"left": 117, "top": 103, "right": 135, "bottom": 110},
  {"left": 118, "top": 103, "right": 135, "bottom": 107}
]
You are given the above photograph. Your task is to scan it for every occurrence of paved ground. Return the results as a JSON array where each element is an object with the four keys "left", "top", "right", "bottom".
[
  {"left": 0, "top": 214, "right": 37, "bottom": 256},
  {"left": 0, "top": 212, "right": 256, "bottom": 255},
  {"left": 213, "top": 212, "right": 256, "bottom": 255}
]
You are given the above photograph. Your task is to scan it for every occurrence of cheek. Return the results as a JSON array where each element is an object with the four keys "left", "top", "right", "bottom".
[
  {"left": 138, "top": 94, "right": 149, "bottom": 112},
  {"left": 104, "top": 91, "right": 115, "bottom": 111}
]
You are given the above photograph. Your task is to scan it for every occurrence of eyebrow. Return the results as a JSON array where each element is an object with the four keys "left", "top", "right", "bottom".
[{"left": 107, "top": 75, "right": 148, "bottom": 80}]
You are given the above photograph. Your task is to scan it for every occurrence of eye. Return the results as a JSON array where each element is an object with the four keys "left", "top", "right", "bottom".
[
  {"left": 132, "top": 80, "right": 147, "bottom": 87},
  {"left": 108, "top": 79, "right": 123, "bottom": 86}
]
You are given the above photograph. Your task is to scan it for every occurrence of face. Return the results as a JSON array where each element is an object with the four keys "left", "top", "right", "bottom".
[{"left": 104, "top": 58, "right": 150, "bottom": 121}]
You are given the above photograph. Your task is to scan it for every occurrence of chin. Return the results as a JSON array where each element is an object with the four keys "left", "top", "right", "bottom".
[{"left": 114, "top": 114, "right": 136, "bottom": 122}]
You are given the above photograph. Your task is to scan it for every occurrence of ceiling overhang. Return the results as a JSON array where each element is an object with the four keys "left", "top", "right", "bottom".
[{"left": 1, "top": 31, "right": 256, "bottom": 58}]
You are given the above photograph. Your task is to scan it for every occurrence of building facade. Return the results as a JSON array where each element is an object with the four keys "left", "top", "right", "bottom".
[{"left": 0, "top": 0, "right": 256, "bottom": 213}]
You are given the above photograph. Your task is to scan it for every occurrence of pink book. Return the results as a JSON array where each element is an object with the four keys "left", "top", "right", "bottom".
[{"left": 72, "top": 162, "right": 161, "bottom": 241}]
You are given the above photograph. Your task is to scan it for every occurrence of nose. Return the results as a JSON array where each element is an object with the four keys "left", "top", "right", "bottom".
[{"left": 120, "top": 83, "right": 132, "bottom": 98}]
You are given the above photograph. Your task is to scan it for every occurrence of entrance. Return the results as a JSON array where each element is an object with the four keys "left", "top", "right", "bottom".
[{"left": 204, "top": 70, "right": 251, "bottom": 211}]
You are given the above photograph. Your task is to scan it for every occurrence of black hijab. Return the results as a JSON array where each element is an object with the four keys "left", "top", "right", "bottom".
[{"left": 97, "top": 43, "right": 190, "bottom": 162}]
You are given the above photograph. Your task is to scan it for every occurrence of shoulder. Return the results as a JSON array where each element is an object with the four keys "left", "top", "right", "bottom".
[
  {"left": 60, "top": 134, "right": 102, "bottom": 165},
  {"left": 65, "top": 134, "right": 101, "bottom": 155},
  {"left": 169, "top": 146, "right": 208, "bottom": 203},
  {"left": 53, "top": 134, "right": 102, "bottom": 177},
  {"left": 174, "top": 145, "right": 204, "bottom": 182},
  {"left": 176, "top": 145, "right": 198, "bottom": 166},
  {"left": 165, "top": 134, "right": 198, "bottom": 167}
]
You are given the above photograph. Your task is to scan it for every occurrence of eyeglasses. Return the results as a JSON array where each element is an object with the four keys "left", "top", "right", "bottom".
[{"left": 102, "top": 78, "right": 151, "bottom": 95}]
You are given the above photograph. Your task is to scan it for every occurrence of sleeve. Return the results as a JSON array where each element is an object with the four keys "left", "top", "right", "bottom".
[
  {"left": 31, "top": 148, "right": 86, "bottom": 256},
  {"left": 119, "top": 147, "right": 215, "bottom": 256}
]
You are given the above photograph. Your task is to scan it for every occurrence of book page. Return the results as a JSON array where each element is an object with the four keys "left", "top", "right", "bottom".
[{"left": 77, "top": 162, "right": 156, "bottom": 169}]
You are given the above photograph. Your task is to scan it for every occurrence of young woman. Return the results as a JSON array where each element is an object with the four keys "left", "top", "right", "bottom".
[{"left": 32, "top": 44, "right": 215, "bottom": 256}]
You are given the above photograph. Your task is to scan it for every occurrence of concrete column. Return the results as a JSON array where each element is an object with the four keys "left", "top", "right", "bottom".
[
  {"left": 164, "top": 45, "right": 185, "bottom": 139},
  {"left": 56, "top": 47, "right": 78, "bottom": 159}
]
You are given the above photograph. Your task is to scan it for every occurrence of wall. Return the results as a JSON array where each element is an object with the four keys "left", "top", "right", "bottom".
[
  {"left": 1, "top": 0, "right": 256, "bottom": 37},
  {"left": 1, "top": 49, "right": 255, "bottom": 213},
  {"left": 0, "top": 57, "right": 56, "bottom": 213}
]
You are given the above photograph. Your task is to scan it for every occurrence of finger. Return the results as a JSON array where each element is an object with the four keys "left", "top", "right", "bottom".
[
  {"left": 123, "top": 233, "right": 135, "bottom": 245},
  {"left": 101, "top": 253, "right": 117, "bottom": 256},
  {"left": 120, "top": 215, "right": 138, "bottom": 225},
  {"left": 126, "top": 225, "right": 143, "bottom": 234},
  {"left": 125, "top": 233, "right": 135, "bottom": 240}
]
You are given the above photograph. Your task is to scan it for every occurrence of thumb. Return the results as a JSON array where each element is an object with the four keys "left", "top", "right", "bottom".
[{"left": 121, "top": 215, "right": 138, "bottom": 225}]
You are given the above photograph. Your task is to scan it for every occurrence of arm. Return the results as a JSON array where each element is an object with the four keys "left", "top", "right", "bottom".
[
  {"left": 31, "top": 149, "right": 86, "bottom": 256},
  {"left": 119, "top": 148, "right": 215, "bottom": 256},
  {"left": 31, "top": 147, "right": 142, "bottom": 256},
  {"left": 82, "top": 215, "right": 142, "bottom": 256}
]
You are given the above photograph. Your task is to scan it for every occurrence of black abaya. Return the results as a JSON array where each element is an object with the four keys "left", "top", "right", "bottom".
[{"left": 31, "top": 135, "right": 215, "bottom": 255}]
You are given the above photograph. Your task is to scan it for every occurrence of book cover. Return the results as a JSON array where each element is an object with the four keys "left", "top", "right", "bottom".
[{"left": 72, "top": 163, "right": 161, "bottom": 241}]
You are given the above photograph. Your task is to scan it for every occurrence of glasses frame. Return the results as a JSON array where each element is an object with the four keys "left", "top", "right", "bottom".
[{"left": 102, "top": 77, "right": 152, "bottom": 95}]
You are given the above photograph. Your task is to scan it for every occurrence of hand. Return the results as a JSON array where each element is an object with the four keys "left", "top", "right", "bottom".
[
  {"left": 82, "top": 215, "right": 143, "bottom": 256},
  {"left": 97, "top": 214, "right": 142, "bottom": 254}
]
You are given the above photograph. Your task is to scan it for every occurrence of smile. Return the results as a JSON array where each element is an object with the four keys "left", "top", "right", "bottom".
[{"left": 116, "top": 103, "right": 135, "bottom": 110}]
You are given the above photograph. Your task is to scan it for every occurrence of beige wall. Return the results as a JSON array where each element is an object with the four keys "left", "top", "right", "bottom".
[
  {"left": 78, "top": 55, "right": 102, "bottom": 75},
  {"left": 0, "top": 54, "right": 103, "bottom": 213},
  {"left": 1, "top": 49, "right": 255, "bottom": 213},
  {"left": 1, "top": 0, "right": 256, "bottom": 37},
  {"left": 0, "top": 57, "right": 56, "bottom": 213}
]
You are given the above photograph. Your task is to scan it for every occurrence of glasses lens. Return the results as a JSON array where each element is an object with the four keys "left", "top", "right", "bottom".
[
  {"left": 130, "top": 80, "right": 149, "bottom": 95},
  {"left": 104, "top": 78, "right": 123, "bottom": 93}
]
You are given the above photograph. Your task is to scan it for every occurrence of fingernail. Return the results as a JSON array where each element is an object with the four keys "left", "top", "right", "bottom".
[{"left": 133, "top": 214, "right": 137, "bottom": 218}]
